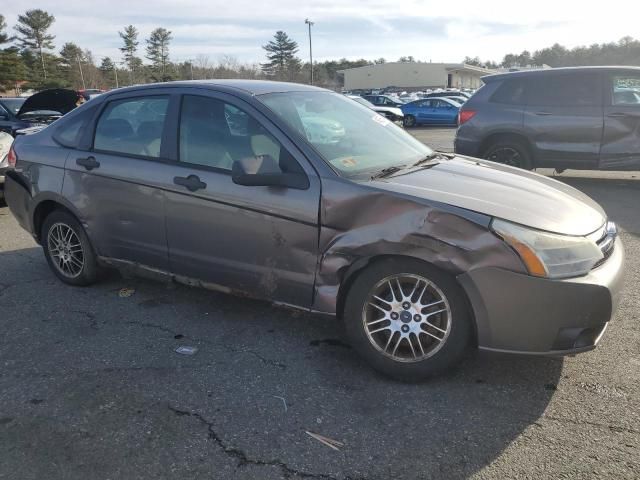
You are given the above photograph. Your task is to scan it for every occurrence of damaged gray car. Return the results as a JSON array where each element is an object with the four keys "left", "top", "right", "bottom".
[{"left": 4, "top": 80, "right": 625, "bottom": 381}]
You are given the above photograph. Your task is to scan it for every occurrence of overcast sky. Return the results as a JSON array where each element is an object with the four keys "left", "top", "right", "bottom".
[{"left": 3, "top": 1, "right": 639, "bottom": 65}]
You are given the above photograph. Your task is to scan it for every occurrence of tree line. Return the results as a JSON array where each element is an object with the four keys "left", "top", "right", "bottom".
[{"left": 464, "top": 36, "right": 640, "bottom": 69}]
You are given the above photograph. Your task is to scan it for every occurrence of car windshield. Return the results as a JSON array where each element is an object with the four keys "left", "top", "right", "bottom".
[
  {"left": 259, "top": 91, "right": 433, "bottom": 179},
  {"left": 1, "top": 98, "right": 26, "bottom": 115}
]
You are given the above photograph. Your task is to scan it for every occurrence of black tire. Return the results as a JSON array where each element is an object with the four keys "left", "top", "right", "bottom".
[
  {"left": 403, "top": 115, "right": 416, "bottom": 128},
  {"left": 343, "top": 258, "right": 472, "bottom": 382},
  {"left": 41, "top": 209, "right": 99, "bottom": 286},
  {"left": 483, "top": 139, "right": 532, "bottom": 170}
]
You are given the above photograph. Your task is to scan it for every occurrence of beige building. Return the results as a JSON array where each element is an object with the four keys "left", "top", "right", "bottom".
[{"left": 339, "top": 62, "right": 497, "bottom": 91}]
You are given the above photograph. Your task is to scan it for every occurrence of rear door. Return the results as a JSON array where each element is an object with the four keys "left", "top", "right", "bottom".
[
  {"left": 161, "top": 90, "right": 321, "bottom": 307},
  {"left": 600, "top": 70, "right": 640, "bottom": 170},
  {"left": 63, "top": 91, "right": 175, "bottom": 269},
  {"left": 524, "top": 71, "right": 603, "bottom": 169}
]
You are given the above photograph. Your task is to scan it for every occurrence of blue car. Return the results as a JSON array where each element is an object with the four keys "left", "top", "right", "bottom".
[{"left": 401, "top": 97, "right": 461, "bottom": 127}]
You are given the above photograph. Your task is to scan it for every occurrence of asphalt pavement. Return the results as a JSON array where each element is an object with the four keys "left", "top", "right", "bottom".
[{"left": 0, "top": 129, "right": 639, "bottom": 479}]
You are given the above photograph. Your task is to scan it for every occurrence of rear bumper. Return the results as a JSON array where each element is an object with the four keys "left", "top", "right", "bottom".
[
  {"left": 453, "top": 135, "right": 481, "bottom": 157},
  {"left": 458, "top": 237, "right": 625, "bottom": 355},
  {"left": 4, "top": 171, "right": 34, "bottom": 233}
]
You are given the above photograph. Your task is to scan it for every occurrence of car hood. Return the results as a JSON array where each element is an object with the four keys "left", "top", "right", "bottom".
[
  {"left": 371, "top": 155, "right": 606, "bottom": 236},
  {"left": 17, "top": 89, "right": 78, "bottom": 117}
]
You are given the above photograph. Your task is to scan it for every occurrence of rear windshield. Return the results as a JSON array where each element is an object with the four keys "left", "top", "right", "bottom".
[{"left": 0, "top": 98, "right": 26, "bottom": 115}]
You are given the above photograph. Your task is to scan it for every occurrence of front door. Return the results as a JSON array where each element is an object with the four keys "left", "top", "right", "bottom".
[
  {"left": 63, "top": 92, "right": 174, "bottom": 269},
  {"left": 600, "top": 70, "right": 640, "bottom": 170},
  {"left": 523, "top": 72, "right": 603, "bottom": 169},
  {"left": 162, "top": 91, "right": 321, "bottom": 307}
]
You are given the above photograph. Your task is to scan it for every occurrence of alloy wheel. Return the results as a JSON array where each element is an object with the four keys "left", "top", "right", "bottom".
[
  {"left": 362, "top": 274, "right": 452, "bottom": 363},
  {"left": 486, "top": 146, "right": 522, "bottom": 167},
  {"left": 47, "top": 222, "right": 85, "bottom": 279}
]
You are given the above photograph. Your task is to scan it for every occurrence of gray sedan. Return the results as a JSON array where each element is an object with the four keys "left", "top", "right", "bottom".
[{"left": 3, "top": 80, "right": 624, "bottom": 381}]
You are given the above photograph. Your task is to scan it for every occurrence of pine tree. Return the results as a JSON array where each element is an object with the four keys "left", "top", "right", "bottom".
[
  {"left": 99, "top": 57, "right": 117, "bottom": 87},
  {"left": 0, "top": 15, "right": 9, "bottom": 44},
  {"left": 119, "top": 25, "right": 139, "bottom": 84},
  {"left": 14, "top": 9, "right": 55, "bottom": 79},
  {"left": 262, "top": 31, "right": 301, "bottom": 81},
  {"left": 59, "top": 42, "right": 84, "bottom": 88},
  {"left": 146, "top": 28, "right": 173, "bottom": 82}
]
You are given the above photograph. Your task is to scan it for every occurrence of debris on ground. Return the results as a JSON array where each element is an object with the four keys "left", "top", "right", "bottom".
[
  {"left": 305, "top": 431, "right": 344, "bottom": 451},
  {"left": 273, "top": 395, "right": 287, "bottom": 412},
  {"left": 175, "top": 346, "right": 198, "bottom": 356},
  {"left": 118, "top": 288, "right": 136, "bottom": 298}
]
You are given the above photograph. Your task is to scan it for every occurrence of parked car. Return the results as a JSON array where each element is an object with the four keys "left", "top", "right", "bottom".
[
  {"left": 0, "top": 89, "right": 79, "bottom": 136},
  {"left": 401, "top": 97, "right": 462, "bottom": 127},
  {"left": 455, "top": 66, "right": 640, "bottom": 170},
  {"left": 347, "top": 95, "right": 404, "bottom": 122},
  {"left": 0, "top": 131, "right": 13, "bottom": 201},
  {"left": 423, "top": 91, "right": 471, "bottom": 99},
  {"left": 4, "top": 80, "right": 624, "bottom": 381},
  {"left": 362, "top": 94, "right": 404, "bottom": 107}
]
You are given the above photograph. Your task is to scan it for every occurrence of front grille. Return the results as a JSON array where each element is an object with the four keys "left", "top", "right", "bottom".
[{"left": 592, "top": 222, "right": 617, "bottom": 269}]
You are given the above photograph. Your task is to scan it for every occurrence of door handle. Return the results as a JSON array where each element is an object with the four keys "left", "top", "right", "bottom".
[
  {"left": 533, "top": 111, "right": 552, "bottom": 116},
  {"left": 607, "top": 112, "right": 627, "bottom": 118},
  {"left": 173, "top": 174, "right": 207, "bottom": 192},
  {"left": 76, "top": 156, "right": 100, "bottom": 171}
]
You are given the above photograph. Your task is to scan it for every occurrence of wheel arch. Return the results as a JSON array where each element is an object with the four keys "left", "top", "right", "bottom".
[
  {"left": 32, "top": 194, "right": 86, "bottom": 244},
  {"left": 479, "top": 131, "right": 535, "bottom": 164},
  {"left": 335, "top": 254, "right": 479, "bottom": 346}
]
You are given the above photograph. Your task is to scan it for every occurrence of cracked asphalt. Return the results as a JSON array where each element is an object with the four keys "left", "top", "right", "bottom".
[{"left": 1, "top": 128, "right": 639, "bottom": 479}]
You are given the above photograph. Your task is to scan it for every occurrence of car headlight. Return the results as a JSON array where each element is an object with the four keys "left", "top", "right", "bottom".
[{"left": 491, "top": 219, "right": 604, "bottom": 279}]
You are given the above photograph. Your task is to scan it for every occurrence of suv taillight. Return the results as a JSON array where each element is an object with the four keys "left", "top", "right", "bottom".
[
  {"left": 458, "top": 109, "right": 476, "bottom": 125},
  {"left": 7, "top": 145, "right": 17, "bottom": 168}
]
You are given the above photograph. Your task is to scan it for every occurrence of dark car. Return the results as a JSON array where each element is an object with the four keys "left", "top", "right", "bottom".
[
  {"left": 455, "top": 66, "right": 640, "bottom": 170},
  {"left": 362, "top": 94, "right": 404, "bottom": 107},
  {"left": 4, "top": 80, "right": 624, "bottom": 381},
  {"left": 0, "top": 89, "right": 79, "bottom": 136}
]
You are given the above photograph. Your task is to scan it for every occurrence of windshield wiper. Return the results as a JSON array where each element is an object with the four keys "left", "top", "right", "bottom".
[
  {"left": 411, "top": 152, "right": 444, "bottom": 167},
  {"left": 370, "top": 165, "right": 408, "bottom": 180}
]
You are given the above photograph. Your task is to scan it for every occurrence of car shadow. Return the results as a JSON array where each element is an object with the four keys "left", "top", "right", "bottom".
[{"left": 0, "top": 246, "right": 563, "bottom": 479}]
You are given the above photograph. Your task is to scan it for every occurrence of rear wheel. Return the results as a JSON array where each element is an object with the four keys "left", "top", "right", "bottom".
[
  {"left": 403, "top": 115, "right": 416, "bottom": 128},
  {"left": 483, "top": 139, "right": 532, "bottom": 170},
  {"left": 343, "top": 258, "right": 472, "bottom": 382},
  {"left": 42, "top": 210, "right": 99, "bottom": 286}
]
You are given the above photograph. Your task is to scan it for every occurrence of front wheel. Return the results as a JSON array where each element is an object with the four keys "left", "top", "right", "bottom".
[
  {"left": 343, "top": 258, "right": 472, "bottom": 382},
  {"left": 42, "top": 209, "right": 100, "bottom": 286},
  {"left": 403, "top": 115, "right": 416, "bottom": 128}
]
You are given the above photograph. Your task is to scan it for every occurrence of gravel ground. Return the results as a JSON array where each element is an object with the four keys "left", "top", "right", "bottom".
[{"left": 0, "top": 129, "right": 638, "bottom": 479}]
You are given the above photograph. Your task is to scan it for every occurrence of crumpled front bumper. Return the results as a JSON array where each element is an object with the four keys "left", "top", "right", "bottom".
[{"left": 458, "top": 236, "right": 625, "bottom": 355}]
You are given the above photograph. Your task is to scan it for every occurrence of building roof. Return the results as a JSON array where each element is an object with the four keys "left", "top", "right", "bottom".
[{"left": 338, "top": 62, "right": 497, "bottom": 75}]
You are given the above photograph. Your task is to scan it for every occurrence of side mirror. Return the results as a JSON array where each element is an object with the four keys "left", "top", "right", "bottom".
[{"left": 231, "top": 155, "right": 309, "bottom": 190}]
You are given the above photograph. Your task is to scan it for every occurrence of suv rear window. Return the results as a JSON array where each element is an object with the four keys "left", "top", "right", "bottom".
[
  {"left": 528, "top": 73, "right": 600, "bottom": 107},
  {"left": 490, "top": 79, "right": 526, "bottom": 105}
]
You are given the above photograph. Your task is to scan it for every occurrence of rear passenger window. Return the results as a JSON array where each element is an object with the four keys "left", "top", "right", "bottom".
[
  {"left": 94, "top": 96, "right": 168, "bottom": 158},
  {"left": 179, "top": 95, "right": 302, "bottom": 174},
  {"left": 53, "top": 104, "right": 97, "bottom": 148},
  {"left": 611, "top": 74, "right": 640, "bottom": 105},
  {"left": 490, "top": 79, "right": 526, "bottom": 105},
  {"left": 528, "top": 74, "right": 600, "bottom": 107}
]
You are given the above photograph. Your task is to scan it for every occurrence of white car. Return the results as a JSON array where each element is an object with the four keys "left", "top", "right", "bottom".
[
  {"left": 347, "top": 95, "right": 404, "bottom": 123},
  {"left": 0, "top": 131, "right": 14, "bottom": 201}
]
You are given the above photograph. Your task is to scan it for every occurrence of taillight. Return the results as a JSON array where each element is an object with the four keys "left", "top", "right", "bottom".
[
  {"left": 7, "top": 145, "right": 17, "bottom": 168},
  {"left": 458, "top": 109, "right": 476, "bottom": 125}
]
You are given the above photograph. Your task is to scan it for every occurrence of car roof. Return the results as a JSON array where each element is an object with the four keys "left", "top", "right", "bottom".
[
  {"left": 103, "top": 79, "right": 329, "bottom": 97},
  {"left": 483, "top": 65, "right": 640, "bottom": 83}
]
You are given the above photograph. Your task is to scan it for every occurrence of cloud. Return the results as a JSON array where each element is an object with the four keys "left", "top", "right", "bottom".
[{"left": 2, "top": 1, "right": 637, "bottom": 64}]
